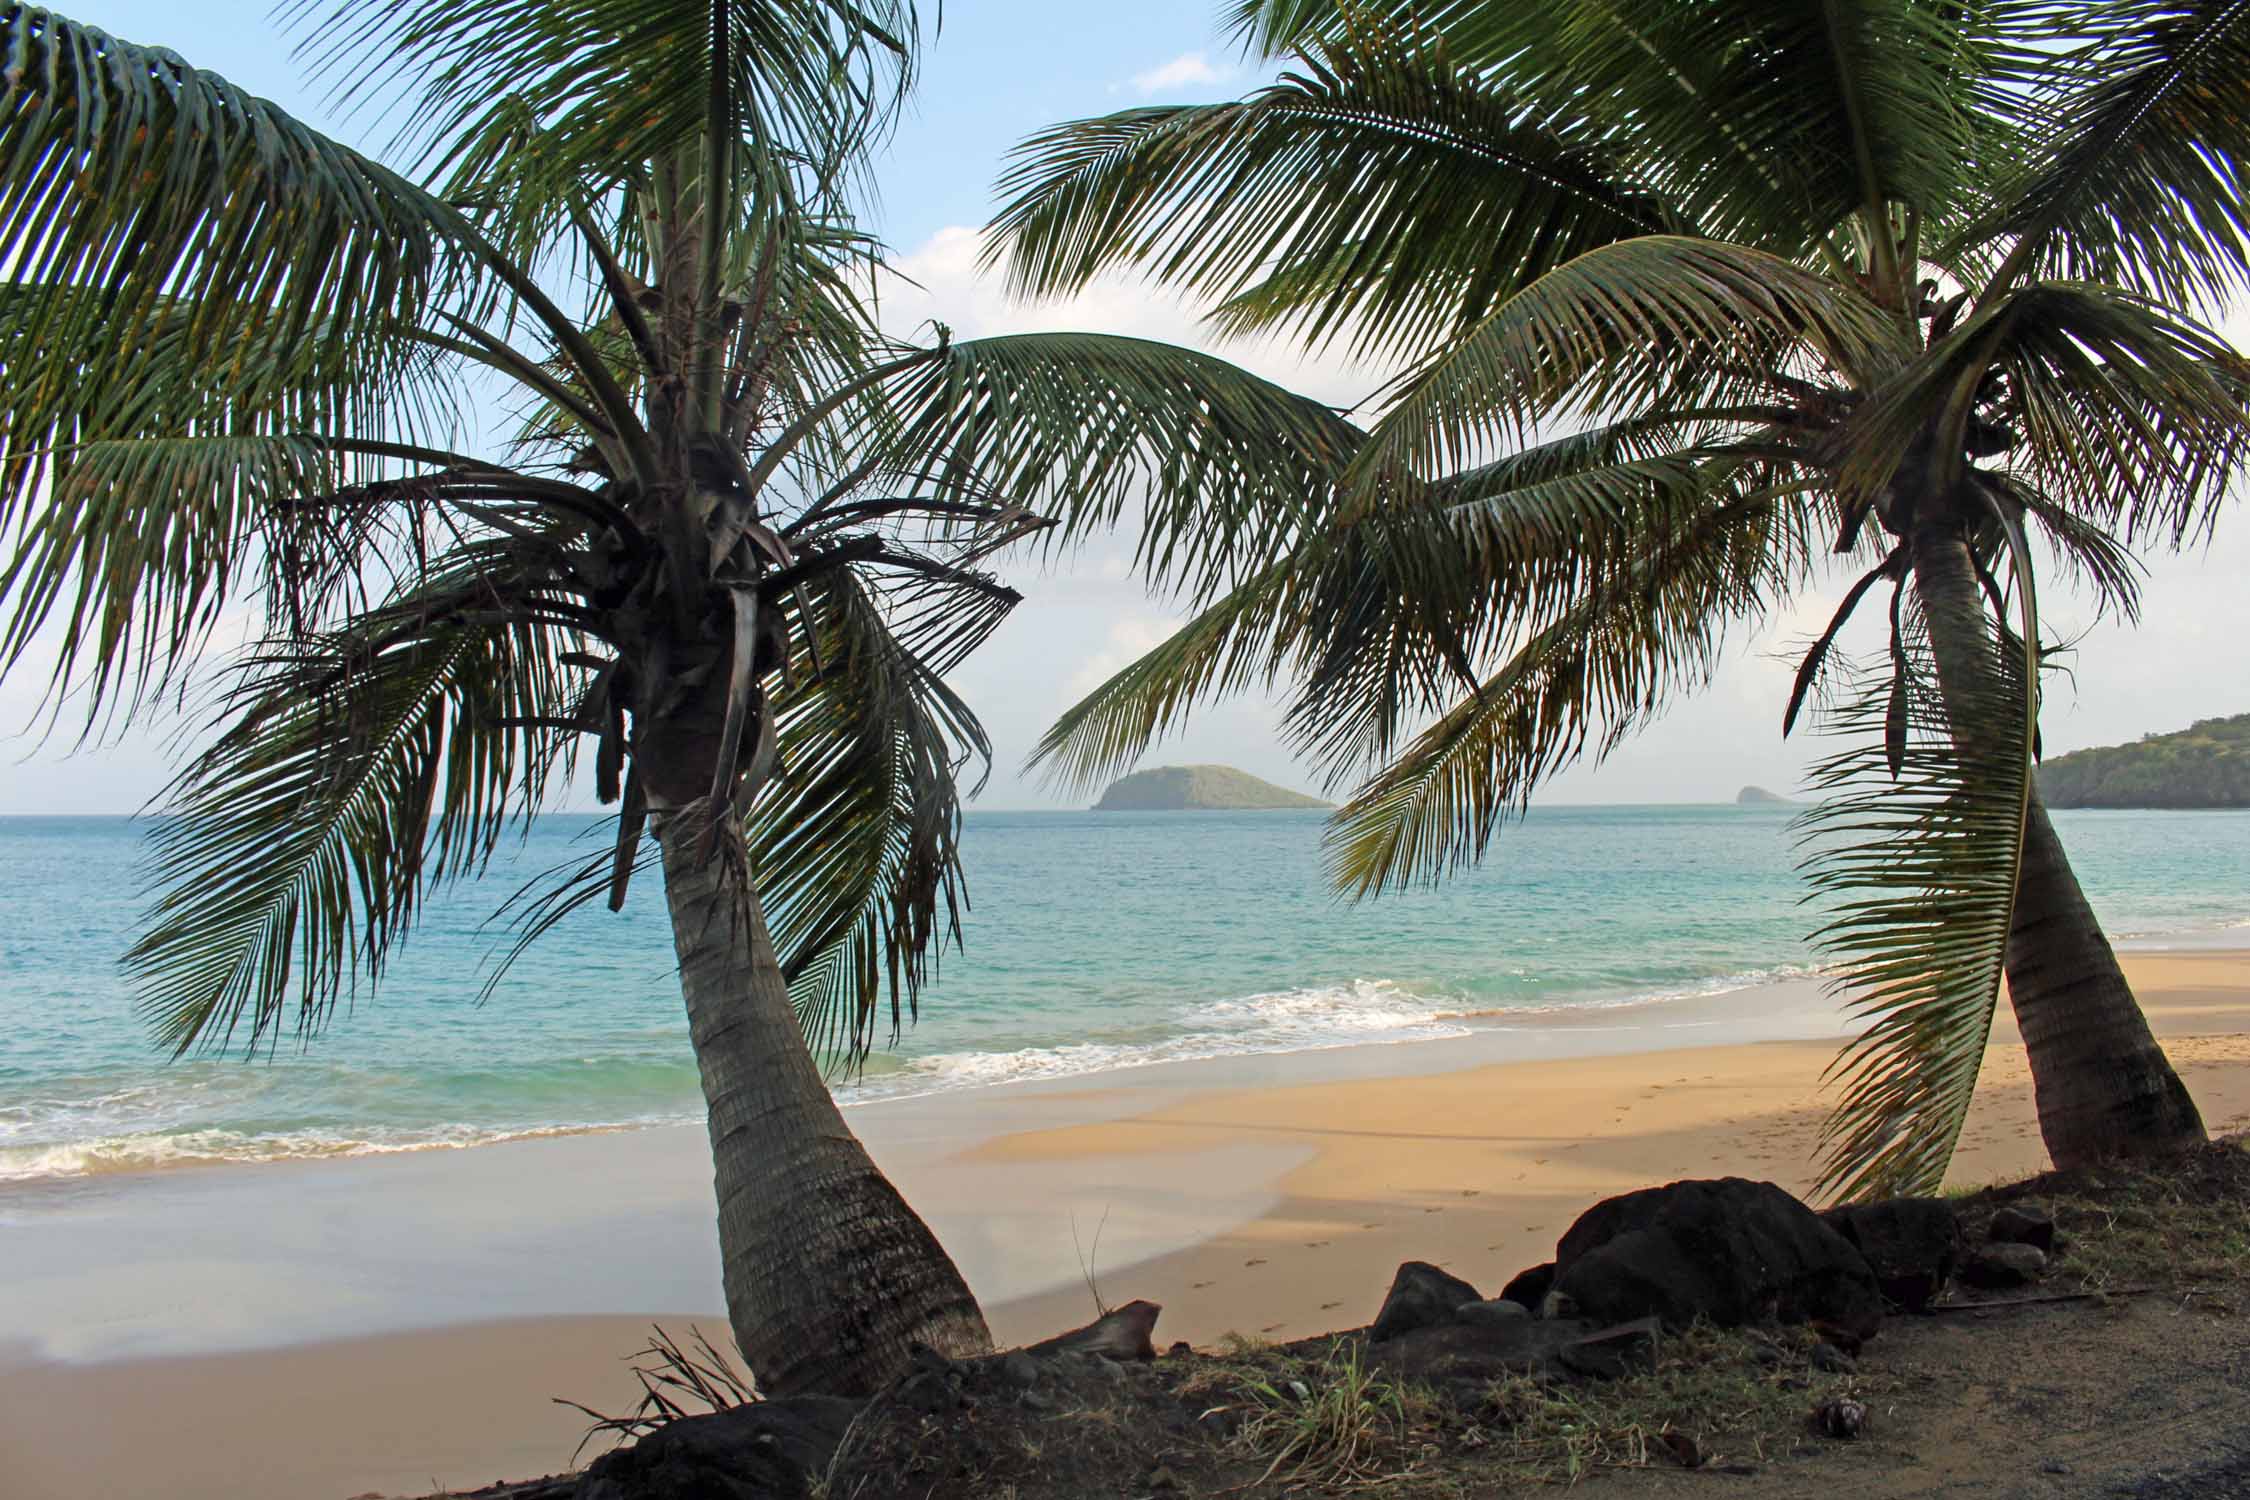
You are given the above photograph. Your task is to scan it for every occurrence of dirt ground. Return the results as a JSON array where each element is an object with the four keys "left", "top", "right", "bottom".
[{"left": 1607, "top": 1294, "right": 2250, "bottom": 1500}]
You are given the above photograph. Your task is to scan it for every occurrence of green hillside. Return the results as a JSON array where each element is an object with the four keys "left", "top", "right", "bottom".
[
  {"left": 2037, "top": 714, "right": 2250, "bottom": 808},
  {"left": 1092, "top": 764, "right": 1332, "bottom": 811}
]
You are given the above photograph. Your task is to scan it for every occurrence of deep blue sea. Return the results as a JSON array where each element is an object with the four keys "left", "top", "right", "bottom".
[{"left": 2, "top": 805, "right": 2245, "bottom": 1182}]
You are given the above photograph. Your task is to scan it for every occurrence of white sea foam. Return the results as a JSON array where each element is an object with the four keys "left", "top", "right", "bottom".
[
  {"left": 0, "top": 1118, "right": 682, "bottom": 1182},
  {"left": 0, "top": 971, "right": 1838, "bottom": 1174},
  {"left": 840, "top": 978, "right": 1478, "bottom": 1103}
]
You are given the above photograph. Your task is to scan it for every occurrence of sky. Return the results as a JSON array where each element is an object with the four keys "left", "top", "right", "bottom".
[{"left": 3, "top": 0, "right": 2246, "bottom": 814}]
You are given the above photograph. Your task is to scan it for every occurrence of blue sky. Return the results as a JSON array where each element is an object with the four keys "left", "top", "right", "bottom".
[{"left": 4, "top": 2, "right": 2247, "bottom": 812}]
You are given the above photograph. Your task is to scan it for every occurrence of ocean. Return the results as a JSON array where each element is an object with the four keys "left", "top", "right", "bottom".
[{"left": 2, "top": 804, "right": 2245, "bottom": 1183}]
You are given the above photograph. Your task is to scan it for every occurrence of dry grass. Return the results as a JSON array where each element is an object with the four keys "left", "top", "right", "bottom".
[
  {"left": 1971, "top": 1139, "right": 2250, "bottom": 1306},
  {"left": 1462, "top": 1324, "right": 1877, "bottom": 1485},
  {"left": 554, "top": 1324, "right": 755, "bottom": 1457}
]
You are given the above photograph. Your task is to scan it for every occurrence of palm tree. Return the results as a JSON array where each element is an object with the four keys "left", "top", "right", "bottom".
[
  {"left": 0, "top": 1, "right": 1355, "bottom": 1395},
  {"left": 986, "top": 0, "right": 2250, "bottom": 1197}
]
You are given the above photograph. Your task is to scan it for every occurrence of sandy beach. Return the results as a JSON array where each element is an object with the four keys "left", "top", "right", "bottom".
[{"left": 3, "top": 949, "right": 2245, "bottom": 1500}]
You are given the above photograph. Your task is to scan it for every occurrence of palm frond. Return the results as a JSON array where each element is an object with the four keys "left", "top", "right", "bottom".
[
  {"left": 1029, "top": 547, "right": 1330, "bottom": 795},
  {"left": 1798, "top": 518, "right": 2039, "bottom": 1200},
  {"left": 1323, "top": 492, "right": 1803, "bottom": 897},
  {"left": 127, "top": 540, "right": 587, "bottom": 1055},
  {"left": 1835, "top": 282, "right": 2250, "bottom": 543},
  {"left": 1285, "top": 436, "right": 1762, "bottom": 780},
  {"left": 1030, "top": 413, "right": 1777, "bottom": 798},
  {"left": 1989, "top": 286, "right": 2250, "bottom": 547},
  {"left": 1998, "top": 475, "right": 2143, "bottom": 623},
  {"left": 1350, "top": 236, "right": 1900, "bottom": 489},
  {"left": 300, "top": 0, "right": 917, "bottom": 256},
  {"left": 986, "top": 25, "right": 1679, "bottom": 365},
  {"left": 0, "top": 285, "right": 481, "bottom": 721},
  {"left": 1223, "top": 0, "right": 2003, "bottom": 256},
  {"left": 866, "top": 331, "right": 1363, "bottom": 604},
  {"left": 1960, "top": 0, "right": 2250, "bottom": 304},
  {"left": 752, "top": 557, "right": 1005, "bottom": 1066},
  {"left": 0, "top": 5, "right": 475, "bottom": 380}
]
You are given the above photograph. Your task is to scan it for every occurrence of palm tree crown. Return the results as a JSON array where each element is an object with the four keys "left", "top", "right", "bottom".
[{"left": 990, "top": 0, "right": 2250, "bottom": 1197}]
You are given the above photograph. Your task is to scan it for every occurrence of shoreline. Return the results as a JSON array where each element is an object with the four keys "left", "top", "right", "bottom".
[
  {"left": 7, "top": 916, "right": 2242, "bottom": 1191},
  {"left": 1, "top": 950, "right": 2244, "bottom": 1499}
]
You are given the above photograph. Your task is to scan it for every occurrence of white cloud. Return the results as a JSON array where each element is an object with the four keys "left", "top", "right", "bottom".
[
  {"left": 1127, "top": 51, "right": 1232, "bottom": 96},
  {"left": 1063, "top": 613, "right": 1182, "bottom": 703},
  {"left": 884, "top": 223, "right": 1389, "bottom": 413}
]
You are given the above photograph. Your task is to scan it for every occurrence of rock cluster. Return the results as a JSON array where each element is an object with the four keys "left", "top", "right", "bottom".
[{"left": 577, "top": 1177, "right": 2051, "bottom": 1498}]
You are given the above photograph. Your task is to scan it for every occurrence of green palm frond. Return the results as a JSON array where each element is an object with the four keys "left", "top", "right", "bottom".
[
  {"left": 1960, "top": 0, "right": 2250, "bottom": 304},
  {"left": 1030, "top": 414, "right": 1777, "bottom": 798},
  {"left": 1324, "top": 493, "right": 1806, "bottom": 897},
  {"left": 301, "top": 0, "right": 916, "bottom": 256},
  {"left": 127, "top": 539, "right": 587, "bottom": 1055},
  {"left": 2000, "top": 476, "right": 2143, "bottom": 623},
  {"left": 1835, "top": 282, "right": 2250, "bottom": 541},
  {"left": 1226, "top": 0, "right": 2003, "bottom": 256},
  {"left": 987, "top": 26, "right": 1680, "bottom": 365},
  {"left": 1351, "top": 236, "right": 1901, "bottom": 488},
  {"left": 0, "top": 284, "right": 480, "bottom": 716},
  {"left": 1288, "top": 449, "right": 1746, "bottom": 780},
  {"left": 754, "top": 559, "right": 1004, "bottom": 1066},
  {"left": 1988, "top": 287, "right": 2250, "bottom": 547},
  {"left": 1028, "top": 554, "right": 1304, "bottom": 794},
  {"left": 1799, "top": 516, "right": 2039, "bottom": 1199},
  {"left": 0, "top": 5, "right": 475, "bottom": 377},
  {"left": 867, "top": 331, "right": 1363, "bottom": 603}
]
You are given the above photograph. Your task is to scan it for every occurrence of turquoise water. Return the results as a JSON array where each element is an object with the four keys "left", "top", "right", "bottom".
[{"left": 2, "top": 805, "right": 2245, "bottom": 1181}]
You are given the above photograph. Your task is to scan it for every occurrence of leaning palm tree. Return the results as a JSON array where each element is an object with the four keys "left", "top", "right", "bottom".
[
  {"left": 988, "top": 0, "right": 2250, "bottom": 1196},
  {"left": 0, "top": 0, "right": 1353, "bottom": 1394}
]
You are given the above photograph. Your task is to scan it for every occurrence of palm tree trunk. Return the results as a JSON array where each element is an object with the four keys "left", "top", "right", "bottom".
[
  {"left": 1911, "top": 526, "right": 2205, "bottom": 1168},
  {"left": 2004, "top": 788, "right": 2205, "bottom": 1160},
  {"left": 656, "top": 808, "right": 993, "bottom": 1396}
]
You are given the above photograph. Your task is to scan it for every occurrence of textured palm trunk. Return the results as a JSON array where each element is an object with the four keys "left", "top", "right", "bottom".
[
  {"left": 1912, "top": 527, "right": 2204, "bottom": 1168},
  {"left": 656, "top": 809, "right": 993, "bottom": 1396}
]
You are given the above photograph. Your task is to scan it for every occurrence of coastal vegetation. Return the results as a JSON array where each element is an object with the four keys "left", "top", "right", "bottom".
[
  {"left": 2039, "top": 713, "right": 2250, "bottom": 808},
  {"left": 0, "top": 0, "right": 1355, "bottom": 1395},
  {"left": 990, "top": 0, "right": 2249, "bottom": 1195},
  {"left": 1092, "top": 764, "right": 1331, "bottom": 810}
]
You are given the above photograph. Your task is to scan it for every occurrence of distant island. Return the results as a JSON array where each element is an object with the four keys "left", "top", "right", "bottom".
[
  {"left": 1093, "top": 764, "right": 1332, "bottom": 812},
  {"left": 2039, "top": 713, "right": 2250, "bottom": 808},
  {"left": 1736, "top": 785, "right": 1796, "bottom": 806}
]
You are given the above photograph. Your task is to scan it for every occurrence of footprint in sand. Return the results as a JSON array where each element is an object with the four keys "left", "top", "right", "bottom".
[
  {"left": 1191, "top": 1280, "right": 1215, "bottom": 1289},
  {"left": 1361, "top": 1221, "right": 1382, "bottom": 1230},
  {"left": 1320, "top": 1301, "right": 1342, "bottom": 1311},
  {"left": 1260, "top": 1323, "right": 1285, "bottom": 1334},
  {"left": 1245, "top": 1258, "right": 1268, "bottom": 1267},
  {"left": 1303, "top": 1240, "right": 1330, "bottom": 1249},
  {"left": 1423, "top": 1206, "right": 1444, "bottom": 1214},
  {"left": 1461, "top": 1189, "right": 1481, "bottom": 1197},
  {"left": 1534, "top": 1157, "right": 1548, "bottom": 1165}
]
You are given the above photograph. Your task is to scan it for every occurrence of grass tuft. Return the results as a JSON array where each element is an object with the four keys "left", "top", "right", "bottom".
[
  {"left": 1979, "top": 1139, "right": 2250, "bottom": 1305},
  {"left": 1470, "top": 1324, "right": 1870, "bottom": 1483},
  {"left": 1229, "top": 1338, "right": 1423, "bottom": 1490},
  {"left": 554, "top": 1324, "right": 757, "bottom": 1459}
]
